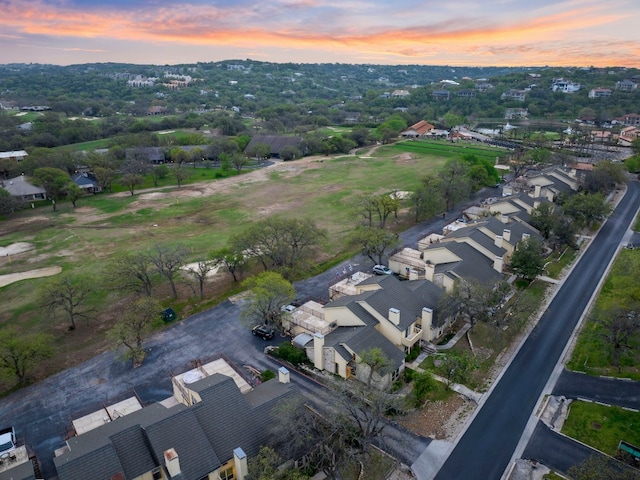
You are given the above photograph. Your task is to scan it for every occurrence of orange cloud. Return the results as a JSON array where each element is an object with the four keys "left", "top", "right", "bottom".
[{"left": 1, "top": 0, "right": 638, "bottom": 67}]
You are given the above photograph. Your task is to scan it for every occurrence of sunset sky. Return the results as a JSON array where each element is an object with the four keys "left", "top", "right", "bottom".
[{"left": 1, "top": 0, "right": 639, "bottom": 67}]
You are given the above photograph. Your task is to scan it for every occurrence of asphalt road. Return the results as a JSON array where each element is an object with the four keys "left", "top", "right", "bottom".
[
  {"left": 433, "top": 181, "right": 640, "bottom": 480},
  {"left": 552, "top": 369, "right": 640, "bottom": 410}
]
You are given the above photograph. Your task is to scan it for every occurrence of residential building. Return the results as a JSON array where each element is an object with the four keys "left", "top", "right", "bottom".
[
  {"left": 618, "top": 126, "right": 640, "bottom": 146},
  {"left": 71, "top": 172, "right": 101, "bottom": 194},
  {"left": 401, "top": 120, "right": 435, "bottom": 138},
  {"left": 54, "top": 363, "right": 300, "bottom": 480},
  {"left": 500, "top": 89, "right": 526, "bottom": 102},
  {"left": 617, "top": 113, "right": 640, "bottom": 126},
  {"left": 431, "top": 90, "right": 450, "bottom": 101},
  {"left": 588, "top": 87, "right": 612, "bottom": 98},
  {"left": 551, "top": 78, "right": 581, "bottom": 93},
  {"left": 0, "top": 150, "right": 28, "bottom": 162},
  {"left": 302, "top": 275, "right": 447, "bottom": 389},
  {"left": 616, "top": 79, "right": 637, "bottom": 91},
  {"left": 390, "top": 89, "right": 410, "bottom": 98},
  {"left": 0, "top": 175, "right": 46, "bottom": 202}
]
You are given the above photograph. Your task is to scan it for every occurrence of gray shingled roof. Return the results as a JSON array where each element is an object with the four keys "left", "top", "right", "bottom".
[
  {"left": 482, "top": 216, "right": 541, "bottom": 244},
  {"left": 0, "top": 460, "right": 37, "bottom": 480},
  {"left": 146, "top": 409, "right": 221, "bottom": 480},
  {"left": 55, "top": 375, "right": 301, "bottom": 480},
  {"left": 0, "top": 176, "right": 46, "bottom": 197},
  {"left": 441, "top": 242, "right": 504, "bottom": 286}
]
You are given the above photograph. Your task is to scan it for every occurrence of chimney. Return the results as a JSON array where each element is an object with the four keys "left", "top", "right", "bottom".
[
  {"left": 534, "top": 184, "right": 542, "bottom": 197},
  {"left": 425, "top": 262, "right": 435, "bottom": 282},
  {"left": 234, "top": 447, "right": 248, "bottom": 480},
  {"left": 495, "top": 235, "right": 503, "bottom": 248},
  {"left": 500, "top": 213, "right": 509, "bottom": 224},
  {"left": 278, "top": 366, "right": 290, "bottom": 384},
  {"left": 313, "top": 333, "right": 325, "bottom": 370},
  {"left": 421, "top": 307, "right": 433, "bottom": 330},
  {"left": 494, "top": 256, "right": 504, "bottom": 272},
  {"left": 389, "top": 307, "right": 400, "bottom": 326},
  {"left": 522, "top": 232, "right": 530, "bottom": 242},
  {"left": 164, "top": 449, "right": 181, "bottom": 478},
  {"left": 503, "top": 229, "right": 511, "bottom": 242}
]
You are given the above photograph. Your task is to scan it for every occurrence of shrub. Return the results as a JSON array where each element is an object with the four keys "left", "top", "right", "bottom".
[
  {"left": 261, "top": 369, "right": 276, "bottom": 382},
  {"left": 413, "top": 370, "right": 438, "bottom": 406},
  {"left": 271, "top": 342, "right": 309, "bottom": 366}
]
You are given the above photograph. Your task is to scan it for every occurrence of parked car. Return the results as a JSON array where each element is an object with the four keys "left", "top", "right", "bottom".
[
  {"left": 372, "top": 264, "right": 392, "bottom": 275},
  {"left": 252, "top": 324, "right": 275, "bottom": 340}
]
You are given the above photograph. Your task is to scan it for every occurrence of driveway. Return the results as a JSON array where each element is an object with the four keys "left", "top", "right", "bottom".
[{"left": 552, "top": 369, "right": 640, "bottom": 410}]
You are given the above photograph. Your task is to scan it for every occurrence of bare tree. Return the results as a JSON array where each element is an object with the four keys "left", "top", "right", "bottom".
[
  {"left": 151, "top": 244, "right": 187, "bottom": 299},
  {"left": 184, "top": 260, "right": 216, "bottom": 300},
  {"left": 108, "top": 251, "right": 155, "bottom": 296},
  {"left": 173, "top": 163, "right": 191, "bottom": 188},
  {"left": 40, "top": 275, "right": 93, "bottom": 330},
  {"left": 211, "top": 247, "right": 246, "bottom": 282},
  {"left": 119, "top": 173, "right": 143, "bottom": 196},
  {"left": 108, "top": 296, "right": 161, "bottom": 367},
  {"left": 598, "top": 307, "right": 640, "bottom": 372}
]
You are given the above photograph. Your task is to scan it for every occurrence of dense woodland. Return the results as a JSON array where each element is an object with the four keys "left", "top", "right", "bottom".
[{"left": 0, "top": 61, "right": 639, "bottom": 155}]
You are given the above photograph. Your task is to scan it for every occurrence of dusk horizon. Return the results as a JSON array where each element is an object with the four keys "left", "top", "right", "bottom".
[{"left": 1, "top": 0, "right": 639, "bottom": 68}]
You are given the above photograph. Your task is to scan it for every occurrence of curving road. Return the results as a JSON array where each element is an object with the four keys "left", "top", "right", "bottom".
[{"left": 432, "top": 181, "right": 640, "bottom": 480}]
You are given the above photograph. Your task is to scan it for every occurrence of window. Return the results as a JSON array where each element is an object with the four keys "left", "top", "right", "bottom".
[{"left": 220, "top": 466, "right": 234, "bottom": 480}]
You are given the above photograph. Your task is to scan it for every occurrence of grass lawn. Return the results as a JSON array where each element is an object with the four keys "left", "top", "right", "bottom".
[
  {"left": 544, "top": 248, "right": 578, "bottom": 279},
  {"left": 562, "top": 401, "right": 640, "bottom": 457},
  {"left": 566, "top": 249, "right": 640, "bottom": 380}
]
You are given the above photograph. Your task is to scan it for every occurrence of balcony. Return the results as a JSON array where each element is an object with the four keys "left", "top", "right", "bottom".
[{"left": 402, "top": 326, "right": 423, "bottom": 347}]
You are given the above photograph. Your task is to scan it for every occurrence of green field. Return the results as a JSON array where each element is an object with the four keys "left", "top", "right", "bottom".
[
  {"left": 566, "top": 248, "right": 640, "bottom": 380},
  {"left": 562, "top": 401, "right": 640, "bottom": 456},
  {"left": 0, "top": 139, "right": 507, "bottom": 390}
]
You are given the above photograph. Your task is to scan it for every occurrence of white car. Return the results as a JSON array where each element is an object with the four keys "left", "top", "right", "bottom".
[{"left": 372, "top": 265, "right": 392, "bottom": 275}]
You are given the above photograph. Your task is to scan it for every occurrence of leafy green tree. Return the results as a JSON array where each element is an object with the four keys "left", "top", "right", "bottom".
[
  {"left": 562, "top": 193, "right": 611, "bottom": 228},
  {"left": 40, "top": 275, "right": 93, "bottom": 330},
  {"left": 631, "top": 138, "right": 640, "bottom": 156},
  {"left": 108, "top": 296, "right": 161, "bottom": 367},
  {"left": 32, "top": 167, "right": 70, "bottom": 211},
  {"left": 247, "top": 446, "right": 308, "bottom": 480},
  {"left": 93, "top": 166, "right": 117, "bottom": 192},
  {"left": 354, "top": 193, "right": 399, "bottom": 229},
  {"left": 64, "top": 182, "right": 83, "bottom": 208},
  {"left": 510, "top": 237, "right": 545, "bottom": 281},
  {"left": 529, "top": 202, "right": 556, "bottom": 239},
  {"left": 0, "top": 187, "right": 17, "bottom": 215},
  {"left": 230, "top": 153, "right": 251, "bottom": 173},
  {"left": 246, "top": 142, "right": 271, "bottom": 162},
  {"left": 412, "top": 370, "right": 438, "bottom": 407},
  {"left": 359, "top": 347, "right": 392, "bottom": 387},
  {"left": 149, "top": 164, "right": 169, "bottom": 187},
  {"left": 438, "top": 351, "right": 478, "bottom": 388},
  {"left": 582, "top": 161, "right": 627, "bottom": 194},
  {"left": 350, "top": 226, "right": 399, "bottom": 265},
  {"left": 438, "top": 159, "right": 471, "bottom": 210},
  {"left": 0, "top": 329, "right": 53, "bottom": 384},
  {"left": 240, "top": 271, "right": 295, "bottom": 328},
  {"left": 211, "top": 247, "right": 246, "bottom": 282},
  {"left": 280, "top": 145, "right": 301, "bottom": 161},
  {"left": 411, "top": 174, "right": 445, "bottom": 222}
]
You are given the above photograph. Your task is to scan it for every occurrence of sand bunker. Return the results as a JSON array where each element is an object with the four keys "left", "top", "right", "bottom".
[
  {"left": 0, "top": 266, "right": 62, "bottom": 288},
  {"left": 0, "top": 242, "right": 35, "bottom": 257}
]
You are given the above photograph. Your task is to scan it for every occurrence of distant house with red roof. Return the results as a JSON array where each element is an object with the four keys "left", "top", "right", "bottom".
[{"left": 401, "top": 120, "right": 435, "bottom": 138}]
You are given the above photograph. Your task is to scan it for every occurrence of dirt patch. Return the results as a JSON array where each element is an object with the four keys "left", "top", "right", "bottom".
[
  {"left": 395, "top": 153, "right": 416, "bottom": 165},
  {"left": 398, "top": 394, "right": 474, "bottom": 440},
  {"left": 0, "top": 266, "right": 62, "bottom": 288}
]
